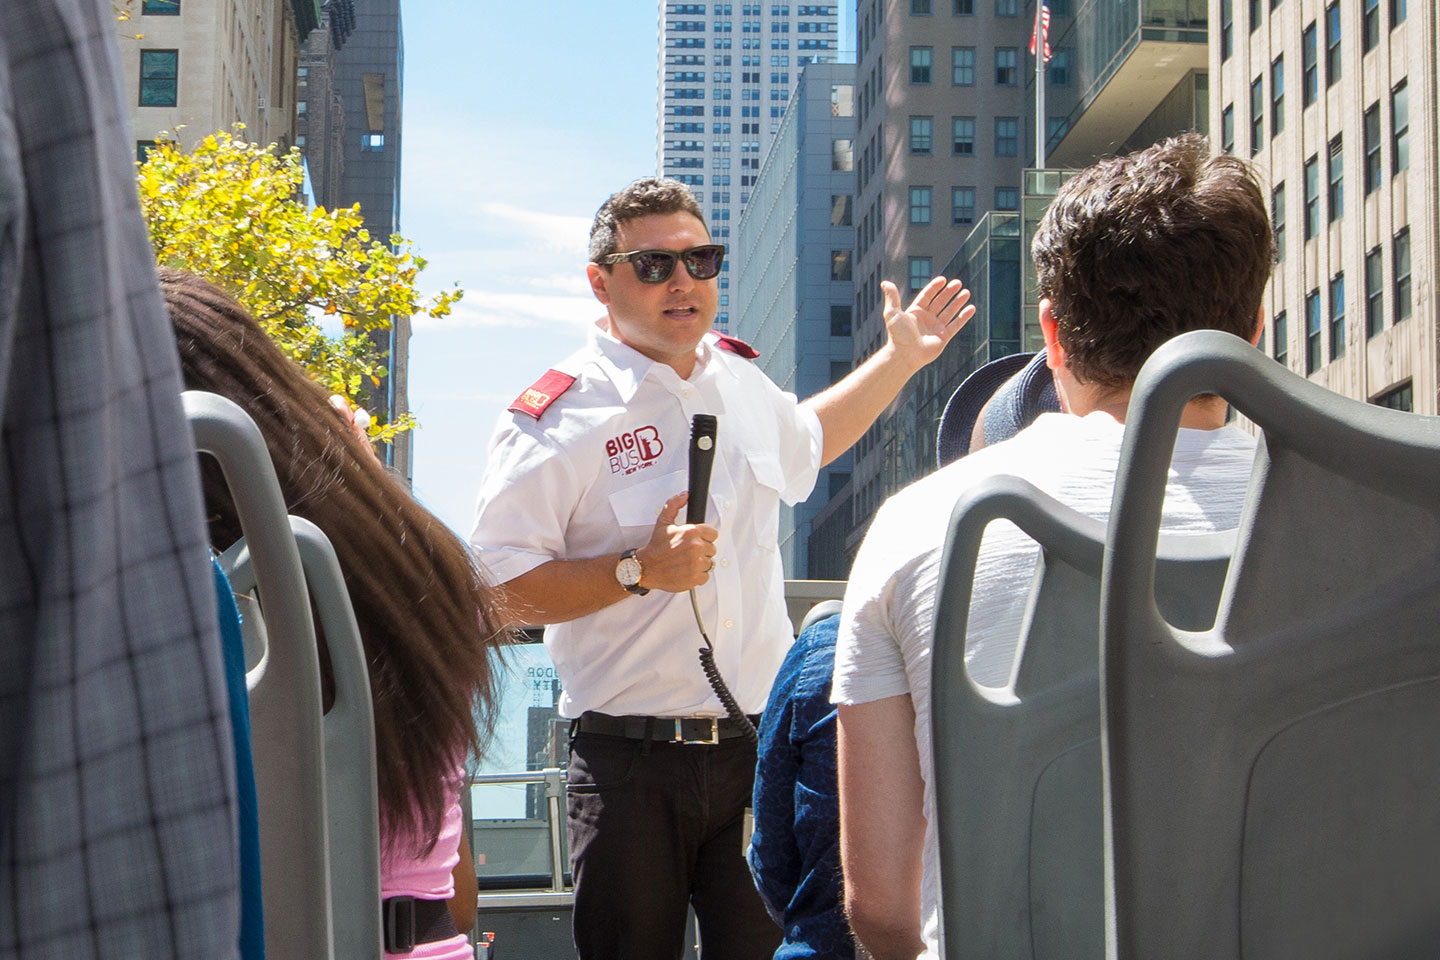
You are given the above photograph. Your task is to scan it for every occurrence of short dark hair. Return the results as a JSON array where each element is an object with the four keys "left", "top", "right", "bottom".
[
  {"left": 589, "top": 177, "right": 707, "bottom": 263},
  {"left": 1032, "top": 133, "right": 1276, "bottom": 387}
]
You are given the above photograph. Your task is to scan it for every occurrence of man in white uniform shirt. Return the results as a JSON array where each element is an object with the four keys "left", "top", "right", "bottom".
[
  {"left": 470, "top": 177, "right": 973, "bottom": 959},
  {"left": 832, "top": 135, "right": 1277, "bottom": 960}
]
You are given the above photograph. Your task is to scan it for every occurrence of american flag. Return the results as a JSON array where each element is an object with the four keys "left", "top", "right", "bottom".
[{"left": 1029, "top": 3, "right": 1052, "bottom": 64}]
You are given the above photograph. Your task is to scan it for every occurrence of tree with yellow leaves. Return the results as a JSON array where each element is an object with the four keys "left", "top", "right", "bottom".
[{"left": 137, "top": 128, "right": 461, "bottom": 441}]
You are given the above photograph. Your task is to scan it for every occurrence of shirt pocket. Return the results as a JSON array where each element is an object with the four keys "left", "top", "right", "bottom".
[
  {"left": 746, "top": 452, "right": 785, "bottom": 547},
  {"left": 607, "top": 468, "right": 688, "bottom": 529}
]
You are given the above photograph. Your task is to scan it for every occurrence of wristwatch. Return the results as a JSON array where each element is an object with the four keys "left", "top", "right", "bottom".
[{"left": 616, "top": 548, "right": 649, "bottom": 596}]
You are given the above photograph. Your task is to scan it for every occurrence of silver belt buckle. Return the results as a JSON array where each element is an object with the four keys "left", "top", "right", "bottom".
[{"left": 682, "top": 717, "right": 720, "bottom": 745}]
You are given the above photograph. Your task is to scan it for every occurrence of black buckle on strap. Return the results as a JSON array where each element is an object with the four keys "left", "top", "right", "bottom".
[{"left": 385, "top": 895, "right": 416, "bottom": 953}]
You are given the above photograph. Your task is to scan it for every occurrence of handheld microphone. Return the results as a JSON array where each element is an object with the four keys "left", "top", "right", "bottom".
[
  {"left": 681, "top": 413, "right": 757, "bottom": 744},
  {"left": 686, "top": 414, "right": 718, "bottom": 525}
]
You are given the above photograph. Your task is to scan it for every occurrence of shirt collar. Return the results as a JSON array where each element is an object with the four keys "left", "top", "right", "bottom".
[{"left": 586, "top": 320, "right": 734, "bottom": 403}]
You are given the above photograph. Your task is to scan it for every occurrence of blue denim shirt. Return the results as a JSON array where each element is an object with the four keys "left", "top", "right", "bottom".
[{"left": 749, "top": 614, "right": 854, "bottom": 959}]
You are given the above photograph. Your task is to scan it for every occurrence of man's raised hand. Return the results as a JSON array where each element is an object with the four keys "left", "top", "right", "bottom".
[{"left": 880, "top": 276, "right": 976, "bottom": 373}]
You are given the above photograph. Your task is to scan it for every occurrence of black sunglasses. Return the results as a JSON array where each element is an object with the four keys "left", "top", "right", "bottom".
[{"left": 598, "top": 244, "right": 726, "bottom": 284}]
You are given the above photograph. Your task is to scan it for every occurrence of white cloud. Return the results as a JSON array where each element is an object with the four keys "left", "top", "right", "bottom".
[
  {"left": 524, "top": 272, "right": 593, "bottom": 296},
  {"left": 476, "top": 203, "right": 590, "bottom": 255},
  {"left": 413, "top": 289, "right": 599, "bottom": 332}
]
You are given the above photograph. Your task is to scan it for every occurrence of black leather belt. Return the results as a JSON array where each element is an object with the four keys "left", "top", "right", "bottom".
[
  {"left": 383, "top": 895, "right": 457, "bottom": 953},
  {"left": 572, "top": 711, "right": 762, "bottom": 745}
]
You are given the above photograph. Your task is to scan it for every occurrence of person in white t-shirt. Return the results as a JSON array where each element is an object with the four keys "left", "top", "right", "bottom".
[{"left": 832, "top": 133, "right": 1278, "bottom": 960}]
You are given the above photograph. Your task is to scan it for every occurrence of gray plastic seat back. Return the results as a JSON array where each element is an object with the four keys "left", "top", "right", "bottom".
[
  {"left": 185, "top": 391, "right": 334, "bottom": 960},
  {"left": 1101, "top": 329, "right": 1440, "bottom": 960},
  {"left": 932, "top": 474, "right": 1232, "bottom": 960},
  {"left": 227, "top": 519, "right": 383, "bottom": 960}
]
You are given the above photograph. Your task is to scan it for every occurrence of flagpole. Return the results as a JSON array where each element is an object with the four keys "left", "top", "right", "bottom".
[{"left": 1035, "top": 1, "right": 1046, "bottom": 170}]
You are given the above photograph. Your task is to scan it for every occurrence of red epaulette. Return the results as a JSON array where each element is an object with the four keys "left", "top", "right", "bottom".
[
  {"left": 508, "top": 369, "right": 576, "bottom": 419},
  {"left": 714, "top": 333, "right": 760, "bottom": 360}
]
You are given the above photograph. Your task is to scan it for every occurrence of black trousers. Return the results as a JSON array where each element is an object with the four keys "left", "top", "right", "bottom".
[{"left": 567, "top": 730, "right": 782, "bottom": 960}]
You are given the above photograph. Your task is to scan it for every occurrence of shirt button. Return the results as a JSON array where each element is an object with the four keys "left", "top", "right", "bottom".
[
  {"left": 720, "top": 557, "right": 729, "bottom": 567},
  {"left": 723, "top": 499, "right": 733, "bottom": 510},
  {"left": 724, "top": 619, "right": 734, "bottom": 629},
  {"left": 682, "top": 388, "right": 692, "bottom": 399}
]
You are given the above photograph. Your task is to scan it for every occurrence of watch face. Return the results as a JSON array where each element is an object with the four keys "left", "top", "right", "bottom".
[{"left": 617, "top": 556, "right": 643, "bottom": 587}]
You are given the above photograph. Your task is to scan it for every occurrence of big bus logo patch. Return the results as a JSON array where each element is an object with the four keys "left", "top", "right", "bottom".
[{"left": 607, "top": 426, "right": 664, "bottom": 475}]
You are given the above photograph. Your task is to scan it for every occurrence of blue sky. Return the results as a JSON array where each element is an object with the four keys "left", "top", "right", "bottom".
[{"left": 400, "top": 3, "right": 662, "bottom": 535}]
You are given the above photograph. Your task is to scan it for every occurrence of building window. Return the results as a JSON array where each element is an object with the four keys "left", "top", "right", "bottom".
[
  {"left": 1221, "top": 105, "right": 1234, "bottom": 154},
  {"left": 1364, "top": 103, "right": 1382, "bottom": 194},
  {"left": 1303, "top": 155, "right": 1319, "bottom": 239},
  {"left": 832, "top": 84, "right": 855, "bottom": 116},
  {"left": 952, "top": 46, "right": 975, "bottom": 85},
  {"left": 1393, "top": 227, "right": 1410, "bottom": 323},
  {"left": 908, "top": 257, "right": 932, "bottom": 295},
  {"left": 1391, "top": 79, "right": 1409, "bottom": 175},
  {"left": 1272, "top": 183, "right": 1286, "bottom": 262},
  {"left": 996, "top": 0, "right": 1017, "bottom": 14},
  {"left": 138, "top": 49, "right": 178, "bottom": 107},
  {"left": 1249, "top": 76, "right": 1263, "bottom": 156},
  {"left": 1329, "top": 273, "right": 1346, "bottom": 360},
  {"left": 1249, "top": 0, "right": 1261, "bottom": 30},
  {"left": 1273, "top": 310, "right": 1288, "bottom": 366},
  {"left": 828, "top": 471, "right": 851, "bottom": 499},
  {"left": 952, "top": 116, "right": 975, "bottom": 155},
  {"left": 954, "top": 0, "right": 974, "bottom": 12},
  {"left": 995, "top": 47, "right": 1018, "bottom": 85},
  {"left": 831, "top": 194, "right": 853, "bottom": 226},
  {"left": 362, "top": 133, "right": 384, "bottom": 152},
  {"left": 831, "top": 250, "right": 853, "bottom": 281},
  {"left": 296, "top": 100, "right": 308, "bottom": 117},
  {"left": 910, "top": 46, "right": 933, "bottom": 83},
  {"left": 1302, "top": 23, "right": 1317, "bottom": 106},
  {"left": 1363, "top": 0, "right": 1381, "bottom": 51},
  {"left": 1325, "top": 2, "right": 1341, "bottom": 87},
  {"left": 953, "top": 186, "right": 976, "bottom": 224},
  {"left": 831, "top": 305, "right": 853, "bottom": 336},
  {"left": 910, "top": 116, "right": 933, "bottom": 153},
  {"left": 1221, "top": 0, "right": 1233, "bottom": 59},
  {"left": 136, "top": 140, "right": 157, "bottom": 163},
  {"left": 1365, "top": 246, "right": 1384, "bottom": 337},
  {"left": 995, "top": 116, "right": 1019, "bottom": 156},
  {"left": 142, "top": 0, "right": 180, "bottom": 12},
  {"left": 909, "top": 186, "right": 933, "bottom": 224},
  {"left": 1270, "top": 56, "right": 1284, "bottom": 137},
  {"left": 1373, "top": 381, "right": 1413, "bottom": 411},
  {"left": 832, "top": 138, "right": 853, "bottom": 170},
  {"left": 829, "top": 360, "right": 851, "bottom": 385},
  {"left": 1391, "top": 0, "right": 1406, "bottom": 26},
  {"left": 912, "top": 0, "right": 932, "bottom": 11},
  {"left": 1305, "top": 289, "right": 1322, "bottom": 373},
  {"left": 1327, "top": 137, "right": 1343, "bottom": 222},
  {"left": 995, "top": 186, "right": 1019, "bottom": 210},
  {"left": 1048, "top": 48, "right": 1071, "bottom": 86}
]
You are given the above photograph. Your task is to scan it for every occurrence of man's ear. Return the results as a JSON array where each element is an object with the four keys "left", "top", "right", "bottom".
[
  {"left": 1249, "top": 304, "right": 1265, "bottom": 347},
  {"left": 586, "top": 263, "right": 611, "bottom": 306},
  {"left": 1039, "top": 298, "right": 1065, "bottom": 373}
]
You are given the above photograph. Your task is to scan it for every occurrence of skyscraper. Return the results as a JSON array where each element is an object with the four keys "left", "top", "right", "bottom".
[
  {"left": 1214, "top": 0, "right": 1436, "bottom": 415},
  {"left": 331, "top": 0, "right": 410, "bottom": 478},
  {"left": 119, "top": 0, "right": 316, "bottom": 158},
  {"left": 657, "top": 1, "right": 842, "bottom": 333},
  {"left": 732, "top": 62, "right": 857, "bottom": 578}
]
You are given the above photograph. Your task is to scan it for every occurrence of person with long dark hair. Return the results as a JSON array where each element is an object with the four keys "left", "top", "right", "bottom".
[{"left": 160, "top": 267, "right": 509, "bottom": 959}]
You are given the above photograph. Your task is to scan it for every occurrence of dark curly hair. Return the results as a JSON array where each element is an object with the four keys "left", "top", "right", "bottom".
[
  {"left": 160, "top": 268, "right": 512, "bottom": 855},
  {"left": 589, "top": 177, "right": 707, "bottom": 263},
  {"left": 1032, "top": 133, "right": 1276, "bottom": 387}
]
